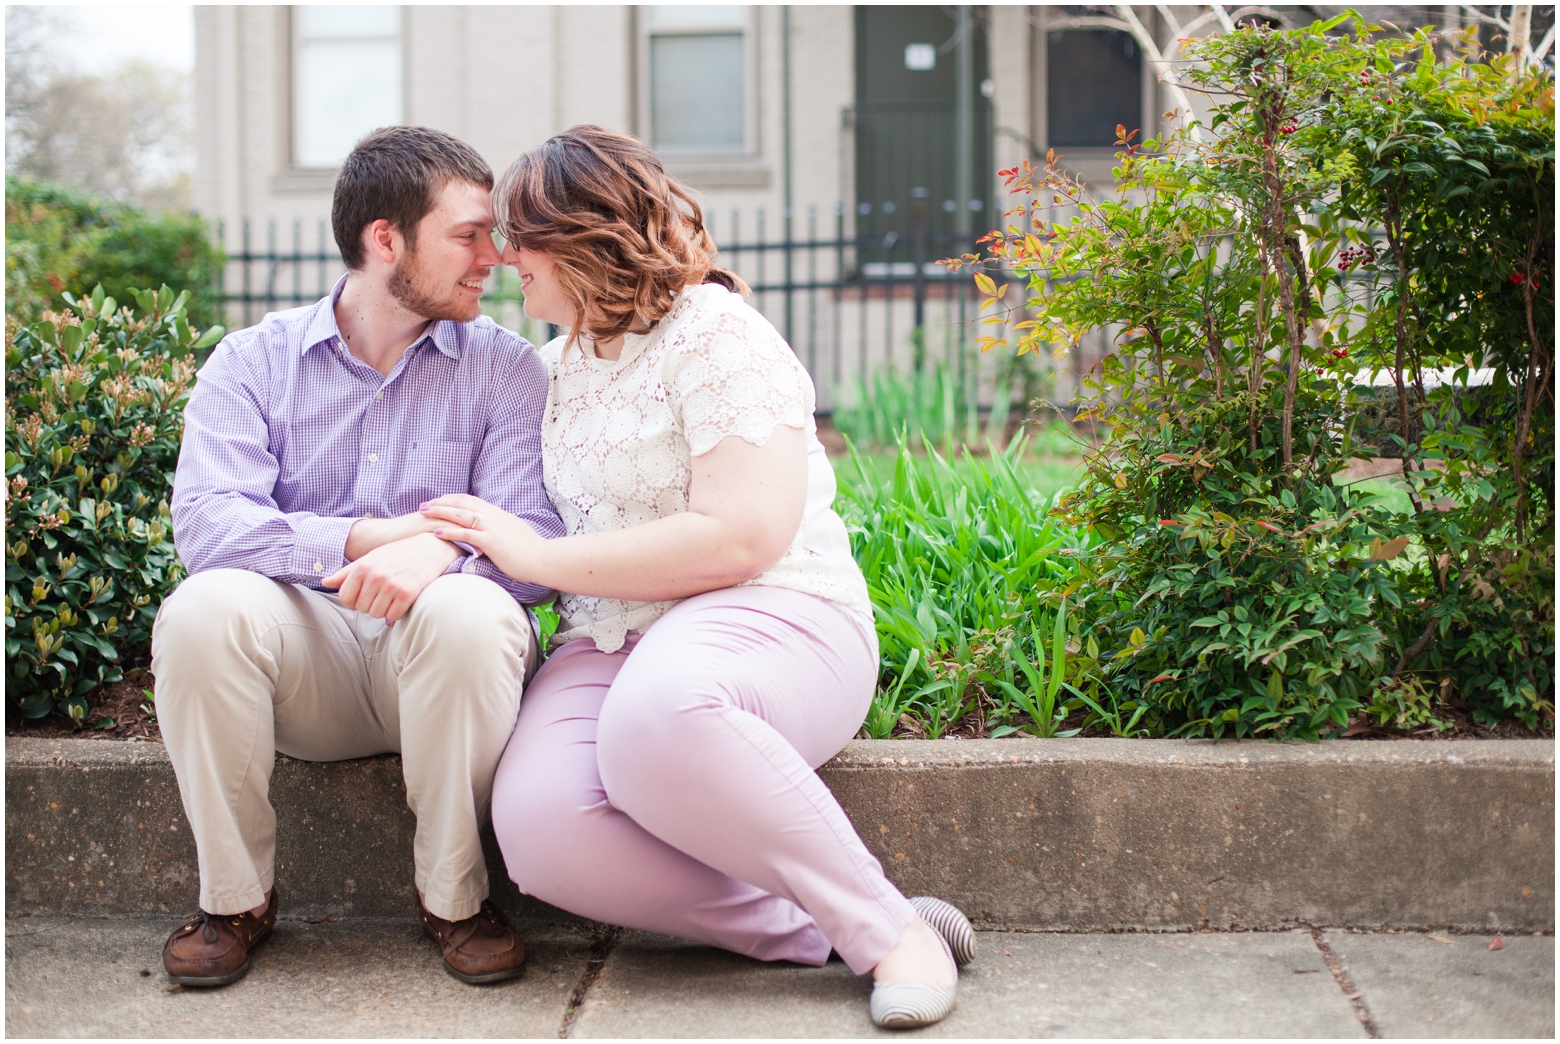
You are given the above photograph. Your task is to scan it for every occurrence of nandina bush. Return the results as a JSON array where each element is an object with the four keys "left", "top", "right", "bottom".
[
  {"left": 956, "top": 16, "right": 1553, "bottom": 737},
  {"left": 4, "top": 284, "right": 222, "bottom": 722}
]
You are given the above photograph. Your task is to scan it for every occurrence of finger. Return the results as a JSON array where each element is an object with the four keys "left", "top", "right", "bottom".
[
  {"left": 433, "top": 526, "right": 486, "bottom": 549},
  {"left": 321, "top": 566, "right": 349, "bottom": 589},
  {"left": 420, "top": 505, "right": 470, "bottom": 523},
  {"left": 384, "top": 590, "right": 414, "bottom": 626},
  {"left": 335, "top": 564, "right": 365, "bottom": 608},
  {"left": 365, "top": 582, "right": 400, "bottom": 622},
  {"left": 420, "top": 493, "right": 481, "bottom": 511}
]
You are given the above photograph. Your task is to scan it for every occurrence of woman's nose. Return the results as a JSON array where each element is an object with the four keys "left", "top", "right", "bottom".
[{"left": 500, "top": 240, "right": 521, "bottom": 265}]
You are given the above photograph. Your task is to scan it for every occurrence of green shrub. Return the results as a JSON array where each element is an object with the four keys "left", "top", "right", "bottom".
[
  {"left": 5, "top": 177, "right": 224, "bottom": 328},
  {"left": 1319, "top": 40, "right": 1555, "bottom": 730},
  {"left": 958, "top": 17, "right": 1553, "bottom": 737},
  {"left": 837, "top": 437, "right": 1097, "bottom": 737},
  {"left": 4, "top": 284, "right": 222, "bottom": 722}
]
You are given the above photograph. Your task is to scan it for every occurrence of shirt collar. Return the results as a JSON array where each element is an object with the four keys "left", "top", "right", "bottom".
[{"left": 300, "top": 273, "right": 465, "bottom": 361}]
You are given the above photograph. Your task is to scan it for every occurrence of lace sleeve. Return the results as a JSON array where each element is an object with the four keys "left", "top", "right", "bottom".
[{"left": 668, "top": 307, "right": 813, "bottom": 457}]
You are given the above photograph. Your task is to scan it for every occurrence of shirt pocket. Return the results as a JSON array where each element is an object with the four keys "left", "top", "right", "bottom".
[{"left": 407, "top": 438, "right": 476, "bottom": 502}]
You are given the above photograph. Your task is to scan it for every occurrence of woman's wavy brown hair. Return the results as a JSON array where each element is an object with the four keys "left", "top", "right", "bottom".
[{"left": 494, "top": 125, "right": 747, "bottom": 346}]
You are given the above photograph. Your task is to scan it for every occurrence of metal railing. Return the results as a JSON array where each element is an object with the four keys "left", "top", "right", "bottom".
[{"left": 214, "top": 206, "right": 1046, "bottom": 413}]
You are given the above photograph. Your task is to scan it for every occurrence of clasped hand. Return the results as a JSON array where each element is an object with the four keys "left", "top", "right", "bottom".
[
  {"left": 421, "top": 494, "right": 543, "bottom": 583},
  {"left": 322, "top": 517, "right": 460, "bottom": 625}
]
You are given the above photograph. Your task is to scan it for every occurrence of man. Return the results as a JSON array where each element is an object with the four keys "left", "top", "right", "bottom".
[{"left": 152, "top": 126, "right": 562, "bottom": 988}]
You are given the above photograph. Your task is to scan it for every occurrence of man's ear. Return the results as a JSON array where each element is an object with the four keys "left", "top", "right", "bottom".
[{"left": 363, "top": 218, "right": 403, "bottom": 267}]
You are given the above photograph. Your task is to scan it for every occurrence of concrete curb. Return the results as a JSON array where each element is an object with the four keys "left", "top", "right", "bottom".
[{"left": 6, "top": 737, "right": 1553, "bottom": 930}]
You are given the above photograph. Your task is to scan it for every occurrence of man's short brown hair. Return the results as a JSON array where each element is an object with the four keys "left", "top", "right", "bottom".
[{"left": 332, "top": 126, "right": 494, "bottom": 269}]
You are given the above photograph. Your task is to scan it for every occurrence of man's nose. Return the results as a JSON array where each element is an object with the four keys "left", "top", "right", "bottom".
[{"left": 476, "top": 231, "right": 502, "bottom": 266}]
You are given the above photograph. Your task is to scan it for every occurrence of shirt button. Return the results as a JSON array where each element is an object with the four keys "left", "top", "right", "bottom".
[
  {"left": 376, "top": 391, "right": 384, "bottom": 400},
  {"left": 314, "top": 560, "right": 324, "bottom": 572},
  {"left": 368, "top": 453, "right": 379, "bottom": 463}
]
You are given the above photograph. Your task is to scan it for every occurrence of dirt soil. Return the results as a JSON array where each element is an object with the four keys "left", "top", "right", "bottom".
[{"left": 6, "top": 662, "right": 162, "bottom": 742}]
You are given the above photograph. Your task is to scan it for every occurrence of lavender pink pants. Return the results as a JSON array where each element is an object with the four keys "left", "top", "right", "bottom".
[{"left": 490, "top": 586, "right": 916, "bottom": 975}]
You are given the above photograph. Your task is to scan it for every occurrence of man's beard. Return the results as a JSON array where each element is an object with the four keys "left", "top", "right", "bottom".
[{"left": 387, "top": 248, "right": 482, "bottom": 322}]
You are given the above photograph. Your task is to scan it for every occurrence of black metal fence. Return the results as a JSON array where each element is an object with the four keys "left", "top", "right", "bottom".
[{"left": 215, "top": 205, "right": 1052, "bottom": 413}]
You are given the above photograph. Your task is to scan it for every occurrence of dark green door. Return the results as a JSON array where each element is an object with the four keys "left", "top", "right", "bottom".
[{"left": 853, "top": 6, "right": 992, "bottom": 272}]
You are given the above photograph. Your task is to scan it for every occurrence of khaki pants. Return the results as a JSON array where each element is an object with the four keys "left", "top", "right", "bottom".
[{"left": 150, "top": 569, "right": 537, "bottom": 920}]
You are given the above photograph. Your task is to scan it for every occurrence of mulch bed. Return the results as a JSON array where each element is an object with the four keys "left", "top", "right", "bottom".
[{"left": 6, "top": 662, "right": 162, "bottom": 742}]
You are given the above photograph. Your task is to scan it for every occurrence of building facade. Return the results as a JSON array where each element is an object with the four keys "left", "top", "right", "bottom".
[
  {"left": 194, "top": 5, "right": 1190, "bottom": 246},
  {"left": 198, "top": 5, "right": 1467, "bottom": 406}
]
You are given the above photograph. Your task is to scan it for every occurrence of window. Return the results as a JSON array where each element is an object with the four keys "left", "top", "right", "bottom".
[
  {"left": 1046, "top": 28, "right": 1141, "bottom": 149},
  {"left": 293, "top": 6, "right": 402, "bottom": 169},
  {"left": 644, "top": 5, "right": 750, "bottom": 153}
]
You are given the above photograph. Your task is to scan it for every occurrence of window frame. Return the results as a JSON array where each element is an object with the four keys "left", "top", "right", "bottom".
[
  {"left": 636, "top": 5, "right": 759, "bottom": 160},
  {"left": 288, "top": 5, "right": 407, "bottom": 172},
  {"left": 1032, "top": 6, "right": 1157, "bottom": 170}
]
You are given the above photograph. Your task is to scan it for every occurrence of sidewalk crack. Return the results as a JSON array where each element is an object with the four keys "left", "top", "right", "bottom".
[
  {"left": 1311, "top": 928, "right": 1379, "bottom": 1039},
  {"left": 559, "top": 925, "right": 624, "bottom": 1039}
]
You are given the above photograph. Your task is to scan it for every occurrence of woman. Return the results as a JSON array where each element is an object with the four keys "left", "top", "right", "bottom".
[{"left": 421, "top": 125, "right": 972, "bottom": 1028}]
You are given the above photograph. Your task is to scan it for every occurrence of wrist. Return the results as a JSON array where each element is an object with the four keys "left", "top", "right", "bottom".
[
  {"left": 344, "top": 517, "right": 383, "bottom": 561},
  {"left": 417, "top": 530, "right": 465, "bottom": 564}
]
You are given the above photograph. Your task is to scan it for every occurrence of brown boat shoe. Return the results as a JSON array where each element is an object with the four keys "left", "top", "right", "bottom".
[
  {"left": 163, "top": 889, "right": 277, "bottom": 987},
  {"left": 418, "top": 894, "right": 527, "bottom": 984}
]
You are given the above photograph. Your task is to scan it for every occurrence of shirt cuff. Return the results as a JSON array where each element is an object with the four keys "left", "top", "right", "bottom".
[
  {"left": 290, "top": 515, "right": 357, "bottom": 581},
  {"left": 441, "top": 546, "right": 474, "bottom": 577}
]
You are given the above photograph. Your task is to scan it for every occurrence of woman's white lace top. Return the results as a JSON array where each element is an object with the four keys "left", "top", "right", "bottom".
[{"left": 540, "top": 283, "right": 873, "bottom": 652}]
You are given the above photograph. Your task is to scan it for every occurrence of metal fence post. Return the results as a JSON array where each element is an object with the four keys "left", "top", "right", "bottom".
[{"left": 241, "top": 219, "right": 253, "bottom": 327}]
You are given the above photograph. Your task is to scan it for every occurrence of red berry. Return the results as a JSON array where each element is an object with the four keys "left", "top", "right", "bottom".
[{"left": 1511, "top": 272, "right": 1526, "bottom": 285}]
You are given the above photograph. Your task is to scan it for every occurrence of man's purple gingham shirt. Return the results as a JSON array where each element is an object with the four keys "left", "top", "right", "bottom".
[{"left": 171, "top": 275, "right": 563, "bottom": 605}]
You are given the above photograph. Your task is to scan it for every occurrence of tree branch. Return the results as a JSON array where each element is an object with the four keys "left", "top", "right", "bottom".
[{"left": 1113, "top": 5, "right": 1206, "bottom": 142}]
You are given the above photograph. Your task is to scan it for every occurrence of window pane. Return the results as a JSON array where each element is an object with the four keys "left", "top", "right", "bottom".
[
  {"left": 645, "top": 5, "right": 747, "bottom": 30},
  {"left": 650, "top": 34, "right": 744, "bottom": 151},
  {"left": 295, "top": 38, "right": 402, "bottom": 168},
  {"left": 297, "top": 5, "right": 400, "bottom": 38},
  {"left": 1046, "top": 29, "right": 1141, "bottom": 148}
]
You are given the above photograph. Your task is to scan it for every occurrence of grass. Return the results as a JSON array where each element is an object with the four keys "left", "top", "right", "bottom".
[
  {"left": 847, "top": 447, "right": 1084, "bottom": 505},
  {"left": 834, "top": 436, "right": 1096, "bottom": 738}
]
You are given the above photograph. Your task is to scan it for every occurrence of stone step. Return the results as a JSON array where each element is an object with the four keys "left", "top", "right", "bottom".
[{"left": 6, "top": 737, "right": 1553, "bottom": 931}]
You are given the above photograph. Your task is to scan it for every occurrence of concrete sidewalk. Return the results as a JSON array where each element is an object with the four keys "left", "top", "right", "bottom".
[{"left": 6, "top": 915, "right": 1552, "bottom": 1038}]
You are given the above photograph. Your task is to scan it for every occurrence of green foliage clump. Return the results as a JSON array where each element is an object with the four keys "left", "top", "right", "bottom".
[
  {"left": 4, "top": 284, "right": 223, "bottom": 722},
  {"left": 958, "top": 15, "right": 1553, "bottom": 738},
  {"left": 5, "top": 177, "right": 224, "bottom": 328},
  {"left": 1316, "top": 35, "right": 1555, "bottom": 730},
  {"left": 831, "top": 330, "right": 1051, "bottom": 453},
  {"left": 838, "top": 437, "right": 1098, "bottom": 738}
]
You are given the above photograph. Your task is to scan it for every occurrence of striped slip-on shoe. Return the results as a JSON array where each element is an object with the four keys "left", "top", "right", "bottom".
[
  {"left": 870, "top": 927, "right": 958, "bottom": 1029},
  {"left": 909, "top": 896, "right": 977, "bottom": 967}
]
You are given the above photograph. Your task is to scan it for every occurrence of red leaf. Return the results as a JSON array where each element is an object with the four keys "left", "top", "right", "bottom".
[{"left": 1488, "top": 935, "right": 1505, "bottom": 950}]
